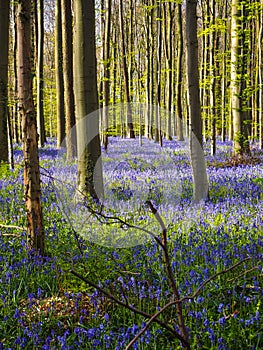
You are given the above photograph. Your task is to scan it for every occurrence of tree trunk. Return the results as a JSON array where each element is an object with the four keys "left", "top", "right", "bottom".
[
  {"left": 118, "top": 0, "right": 135, "bottom": 138},
  {"left": 17, "top": 0, "right": 44, "bottom": 254},
  {"left": 102, "top": 0, "right": 112, "bottom": 150},
  {"left": 55, "top": 0, "right": 65, "bottom": 148},
  {"left": 176, "top": 3, "right": 184, "bottom": 141},
  {"left": 73, "top": 0, "right": 103, "bottom": 200},
  {"left": 37, "top": 0, "right": 46, "bottom": 147},
  {"left": 259, "top": 0, "right": 263, "bottom": 149},
  {"left": 164, "top": 2, "right": 173, "bottom": 140},
  {"left": 61, "top": 0, "right": 76, "bottom": 159},
  {"left": 209, "top": 0, "right": 216, "bottom": 155},
  {"left": 13, "top": 3, "right": 20, "bottom": 143},
  {"left": 0, "top": 0, "right": 10, "bottom": 164},
  {"left": 186, "top": 0, "right": 209, "bottom": 203},
  {"left": 231, "top": 0, "right": 250, "bottom": 155},
  {"left": 155, "top": 1, "right": 162, "bottom": 145}
]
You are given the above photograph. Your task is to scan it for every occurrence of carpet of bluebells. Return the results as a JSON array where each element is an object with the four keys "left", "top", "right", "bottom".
[{"left": 0, "top": 137, "right": 262, "bottom": 349}]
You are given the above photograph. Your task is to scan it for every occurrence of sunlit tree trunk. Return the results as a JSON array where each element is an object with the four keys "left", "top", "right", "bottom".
[
  {"left": 176, "top": 2, "right": 184, "bottom": 141},
  {"left": 61, "top": 0, "right": 76, "bottom": 159},
  {"left": 37, "top": 0, "right": 46, "bottom": 147},
  {"left": 118, "top": 0, "right": 135, "bottom": 138},
  {"left": 102, "top": 0, "right": 112, "bottom": 150},
  {"left": 186, "top": 0, "right": 208, "bottom": 203},
  {"left": 155, "top": 1, "right": 162, "bottom": 145},
  {"left": 12, "top": 3, "right": 20, "bottom": 143},
  {"left": 209, "top": 0, "right": 216, "bottom": 155},
  {"left": 230, "top": 0, "right": 250, "bottom": 155},
  {"left": 112, "top": 26, "right": 117, "bottom": 131},
  {"left": 73, "top": 0, "right": 103, "bottom": 199},
  {"left": 259, "top": 0, "right": 263, "bottom": 149},
  {"left": 55, "top": 0, "right": 65, "bottom": 147},
  {"left": 221, "top": 8, "right": 227, "bottom": 142},
  {"left": 164, "top": 2, "right": 173, "bottom": 140},
  {"left": 143, "top": 0, "right": 150, "bottom": 138},
  {"left": 17, "top": 0, "right": 44, "bottom": 254},
  {"left": 0, "top": 0, "right": 9, "bottom": 164}
]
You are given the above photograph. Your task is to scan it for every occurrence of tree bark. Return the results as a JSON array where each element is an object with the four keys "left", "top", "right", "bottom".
[
  {"left": 37, "top": 0, "right": 46, "bottom": 147},
  {"left": 155, "top": 1, "right": 162, "bottom": 145},
  {"left": 102, "top": 0, "right": 112, "bottom": 150},
  {"left": 175, "top": 2, "right": 184, "bottom": 141},
  {"left": 209, "top": 0, "right": 216, "bottom": 155},
  {"left": 17, "top": 0, "right": 44, "bottom": 254},
  {"left": 259, "top": 0, "right": 263, "bottom": 149},
  {"left": 119, "top": 0, "right": 135, "bottom": 138},
  {"left": 73, "top": 0, "right": 103, "bottom": 199},
  {"left": 0, "top": 0, "right": 10, "bottom": 164},
  {"left": 61, "top": 0, "right": 76, "bottom": 159},
  {"left": 55, "top": 0, "right": 65, "bottom": 148},
  {"left": 164, "top": 2, "right": 173, "bottom": 140},
  {"left": 230, "top": 0, "right": 250, "bottom": 155},
  {"left": 186, "top": 0, "right": 209, "bottom": 203}
]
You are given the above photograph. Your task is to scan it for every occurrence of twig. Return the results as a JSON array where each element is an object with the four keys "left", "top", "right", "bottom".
[
  {"left": 70, "top": 269, "right": 186, "bottom": 345},
  {"left": 120, "top": 271, "right": 141, "bottom": 275},
  {"left": 0, "top": 223, "right": 26, "bottom": 231},
  {"left": 227, "top": 265, "right": 259, "bottom": 282},
  {"left": 146, "top": 200, "right": 189, "bottom": 347},
  {"left": 42, "top": 171, "right": 165, "bottom": 248},
  {"left": 125, "top": 257, "right": 251, "bottom": 350}
]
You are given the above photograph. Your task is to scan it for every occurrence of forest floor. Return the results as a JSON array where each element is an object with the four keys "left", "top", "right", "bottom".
[{"left": 0, "top": 137, "right": 262, "bottom": 349}]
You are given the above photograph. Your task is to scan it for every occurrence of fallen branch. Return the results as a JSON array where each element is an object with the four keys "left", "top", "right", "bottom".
[
  {"left": 125, "top": 256, "right": 251, "bottom": 350},
  {"left": 70, "top": 269, "right": 187, "bottom": 346}
]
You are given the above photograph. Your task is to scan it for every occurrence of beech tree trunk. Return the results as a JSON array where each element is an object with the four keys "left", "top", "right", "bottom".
[
  {"left": 73, "top": 0, "right": 103, "bottom": 199},
  {"left": 230, "top": 0, "right": 250, "bottom": 155},
  {"left": 119, "top": 0, "right": 135, "bottom": 138},
  {"left": 37, "top": 0, "right": 46, "bottom": 147},
  {"left": 102, "top": 0, "right": 112, "bottom": 150},
  {"left": 61, "top": 0, "right": 76, "bottom": 159},
  {"left": 259, "top": 0, "right": 263, "bottom": 149},
  {"left": 0, "top": 0, "right": 9, "bottom": 164},
  {"left": 55, "top": 0, "right": 65, "bottom": 147},
  {"left": 17, "top": 0, "right": 44, "bottom": 254},
  {"left": 186, "top": 0, "right": 209, "bottom": 203},
  {"left": 176, "top": 2, "right": 184, "bottom": 141}
]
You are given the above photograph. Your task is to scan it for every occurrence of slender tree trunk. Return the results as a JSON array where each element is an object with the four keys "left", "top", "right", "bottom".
[
  {"left": 13, "top": 3, "right": 20, "bottom": 143},
  {"left": 231, "top": 0, "right": 250, "bottom": 155},
  {"left": 144, "top": 0, "right": 151, "bottom": 138},
  {"left": 112, "top": 26, "right": 117, "bottom": 131},
  {"left": 119, "top": 0, "right": 135, "bottom": 138},
  {"left": 17, "top": 0, "right": 44, "bottom": 254},
  {"left": 164, "top": 2, "right": 173, "bottom": 140},
  {"left": 221, "top": 18, "right": 227, "bottom": 142},
  {"left": 37, "top": 0, "right": 46, "bottom": 147},
  {"left": 102, "top": 0, "right": 112, "bottom": 150},
  {"left": 186, "top": 0, "right": 209, "bottom": 203},
  {"left": 61, "top": 0, "right": 76, "bottom": 159},
  {"left": 55, "top": 0, "right": 65, "bottom": 147},
  {"left": 155, "top": 1, "right": 162, "bottom": 145},
  {"left": 0, "top": 0, "right": 9, "bottom": 164},
  {"left": 73, "top": 0, "right": 103, "bottom": 199},
  {"left": 259, "top": 0, "right": 263, "bottom": 149},
  {"left": 210, "top": 0, "right": 216, "bottom": 155},
  {"left": 176, "top": 2, "right": 184, "bottom": 141}
]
